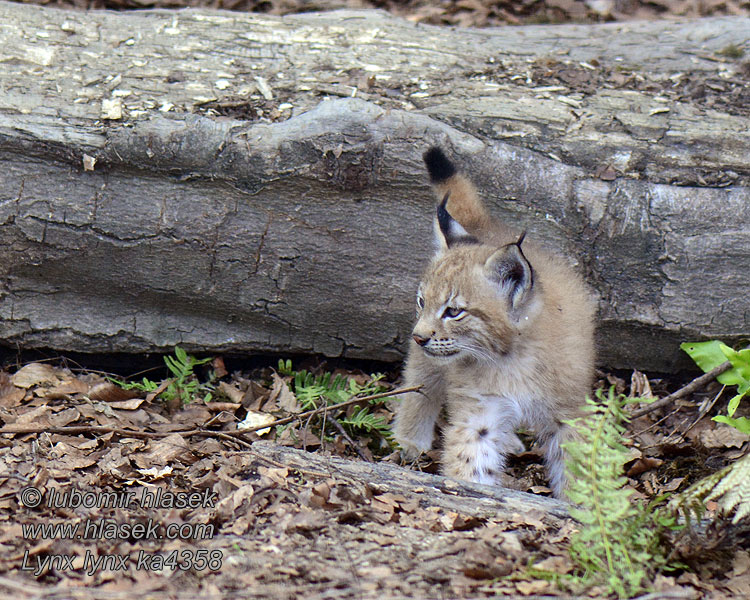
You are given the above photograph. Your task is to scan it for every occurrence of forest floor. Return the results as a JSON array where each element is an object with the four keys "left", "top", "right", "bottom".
[{"left": 0, "top": 353, "right": 749, "bottom": 599}]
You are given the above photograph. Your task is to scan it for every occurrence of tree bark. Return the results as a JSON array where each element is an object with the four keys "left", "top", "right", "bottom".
[
  {"left": 0, "top": 1, "right": 748, "bottom": 371},
  {"left": 251, "top": 441, "right": 570, "bottom": 522}
]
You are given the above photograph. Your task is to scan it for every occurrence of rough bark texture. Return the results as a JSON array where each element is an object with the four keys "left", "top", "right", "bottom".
[
  {"left": 251, "top": 441, "right": 570, "bottom": 521},
  {"left": 0, "top": 1, "right": 748, "bottom": 371}
]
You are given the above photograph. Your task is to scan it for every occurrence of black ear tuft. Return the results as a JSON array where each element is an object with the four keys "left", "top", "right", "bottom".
[
  {"left": 516, "top": 230, "right": 527, "bottom": 247},
  {"left": 424, "top": 147, "right": 457, "bottom": 183},
  {"left": 437, "top": 193, "right": 453, "bottom": 240}
]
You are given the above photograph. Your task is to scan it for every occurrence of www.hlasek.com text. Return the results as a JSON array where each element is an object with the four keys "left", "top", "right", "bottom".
[{"left": 22, "top": 517, "right": 215, "bottom": 541}]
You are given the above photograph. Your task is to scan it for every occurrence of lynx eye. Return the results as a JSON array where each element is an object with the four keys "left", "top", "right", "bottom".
[
  {"left": 442, "top": 306, "right": 465, "bottom": 319},
  {"left": 416, "top": 293, "right": 425, "bottom": 310}
]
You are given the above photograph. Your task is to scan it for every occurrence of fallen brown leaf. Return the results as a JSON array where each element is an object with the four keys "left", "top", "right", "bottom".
[
  {"left": 700, "top": 426, "right": 749, "bottom": 449},
  {"left": 269, "top": 373, "right": 299, "bottom": 413},
  {"left": 88, "top": 381, "right": 141, "bottom": 403},
  {"left": 12, "top": 363, "right": 63, "bottom": 389}
]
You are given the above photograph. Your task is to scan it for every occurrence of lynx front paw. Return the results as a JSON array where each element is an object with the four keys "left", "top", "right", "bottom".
[
  {"left": 394, "top": 433, "right": 432, "bottom": 461},
  {"left": 393, "top": 393, "right": 439, "bottom": 460}
]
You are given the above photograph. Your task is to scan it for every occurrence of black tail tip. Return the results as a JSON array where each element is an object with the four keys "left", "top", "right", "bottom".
[{"left": 423, "top": 147, "right": 456, "bottom": 183}]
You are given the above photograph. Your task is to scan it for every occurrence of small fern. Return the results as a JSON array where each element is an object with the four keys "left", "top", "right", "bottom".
[
  {"left": 670, "top": 340, "right": 750, "bottom": 529},
  {"left": 564, "top": 387, "right": 677, "bottom": 598},
  {"left": 338, "top": 405, "right": 393, "bottom": 439},
  {"left": 276, "top": 359, "right": 392, "bottom": 447},
  {"left": 670, "top": 451, "right": 750, "bottom": 526},
  {"left": 681, "top": 340, "right": 750, "bottom": 434},
  {"left": 110, "top": 346, "right": 214, "bottom": 406}
]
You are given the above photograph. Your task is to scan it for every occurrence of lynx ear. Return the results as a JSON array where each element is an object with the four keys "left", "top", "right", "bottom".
[
  {"left": 434, "top": 193, "right": 478, "bottom": 252},
  {"left": 484, "top": 239, "right": 534, "bottom": 311}
]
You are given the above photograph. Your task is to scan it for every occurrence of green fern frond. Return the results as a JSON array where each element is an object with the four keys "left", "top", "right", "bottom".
[
  {"left": 278, "top": 362, "right": 393, "bottom": 447},
  {"left": 671, "top": 452, "right": 750, "bottom": 525},
  {"left": 339, "top": 406, "right": 392, "bottom": 439},
  {"left": 564, "top": 387, "right": 675, "bottom": 598},
  {"left": 109, "top": 346, "right": 214, "bottom": 406}
]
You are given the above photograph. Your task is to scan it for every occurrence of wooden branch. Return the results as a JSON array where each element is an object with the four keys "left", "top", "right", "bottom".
[
  {"left": 248, "top": 441, "right": 571, "bottom": 522},
  {"left": 0, "top": 385, "right": 420, "bottom": 438},
  {"left": 631, "top": 361, "right": 734, "bottom": 419},
  {"left": 235, "top": 385, "right": 422, "bottom": 433}
]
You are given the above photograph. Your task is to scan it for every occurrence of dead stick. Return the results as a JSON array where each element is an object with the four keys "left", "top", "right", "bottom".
[
  {"left": 0, "top": 425, "right": 166, "bottom": 438},
  {"left": 230, "top": 384, "right": 423, "bottom": 434},
  {"left": 630, "top": 361, "right": 732, "bottom": 419},
  {"left": 328, "top": 415, "right": 372, "bottom": 462},
  {"left": 0, "top": 385, "right": 422, "bottom": 438}
]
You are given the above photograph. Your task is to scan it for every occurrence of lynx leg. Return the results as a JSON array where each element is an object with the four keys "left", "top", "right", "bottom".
[
  {"left": 442, "top": 400, "right": 519, "bottom": 486},
  {"left": 393, "top": 390, "right": 442, "bottom": 460},
  {"left": 541, "top": 424, "right": 577, "bottom": 499}
]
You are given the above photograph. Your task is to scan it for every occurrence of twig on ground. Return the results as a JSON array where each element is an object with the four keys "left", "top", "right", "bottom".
[
  {"left": 328, "top": 416, "right": 371, "bottom": 462},
  {"left": 205, "top": 402, "right": 242, "bottom": 412},
  {"left": 669, "top": 384, "right": 726, "bottom": 444},
  {"left": 233, "top": 384, "right": 423, "bottom": 434},
  {"left": 0, "top": 384, "right": 422, "bottom": 441},
  {"left": 630, "top": 362, "right": 732, "bottom": 419}
]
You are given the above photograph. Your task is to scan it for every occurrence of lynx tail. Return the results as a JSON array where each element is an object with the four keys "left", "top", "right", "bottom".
[{"left": 423, "top": 147, "right": 489, "bottom": 233}]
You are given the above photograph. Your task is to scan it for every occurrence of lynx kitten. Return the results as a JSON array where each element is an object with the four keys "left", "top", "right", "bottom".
[{"left": 394, "top": 147, "right": 596, "bottom": 498}]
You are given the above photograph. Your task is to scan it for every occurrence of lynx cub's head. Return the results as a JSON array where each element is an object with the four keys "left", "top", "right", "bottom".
[{"left": 412, "top": 195, "right": 540, "bottom": 363}]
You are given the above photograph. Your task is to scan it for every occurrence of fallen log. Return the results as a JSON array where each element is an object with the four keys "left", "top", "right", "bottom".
[
  {"left": 0, "top": 2, "right": 748, "bottom": 371},
  {"left": 249, "top": 441, "right": 571, "bottom": 523}
]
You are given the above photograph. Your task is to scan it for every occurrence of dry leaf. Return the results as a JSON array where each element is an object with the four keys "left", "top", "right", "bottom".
[
  {"left": 516, "top": 579, "right": 549, "bottom": 595},
  {"left": 38, "top": 379, "right": 90, "bottom": 399},
  {"left": 138, "top": 433, "right": 191, "bottom": 467},
  {"left": 243, "top": 380, "right": 270, "bottom": 411},
  {"left": 48, "top": 407, "right": 81, "bottom": 428},
  {"left": 725, "top": 574, "right": 750, "bottom": 599},
  {"left": 137, "top": 465, "right": 174, "bottom": 479},
  {"left": 88, "top": 382, "right": 141, "bottom": 403},
  {"left": 700, "top": 427, "right": 749, "bottom": 448},
  {"left": 109, "top": 397, "right": 147, "bottom": 410},
  {"left": 534, "top": 555, "right": 573, "bottom": 574},
  {"left": 258, "top": 466, "right": 289, "bottom": 486},
  {"left": 238, "top": 410, "right": 276, "bottom": 436},
  {"left": 219, "top": 381, "right": 244, "bottom": 404},
  {"left": 12, "top": 363, "right": 62, "bottom": 389},
  {"left": 215, "top": 484, "right": 255, "bottom": 520},
  {"left": 285, "top": 509, "right": 327, "bottom": 533},
  {"left": 0, "top": 384, "right": 26, "bottom": 408},
  {"left": 630, "top": 370, "right": 654, "bottom": 398},
  {"left": 733, "top": 551, "right": 750, "bottom": 577},
  {"left": 212, "top": 356, "right": 228, "bottom": 378},
  {"left": 269, "top": 373, "right": 299, "bottom": 413},
  {"left": 660, "top": 476, "right": 685, "bottom": 493},
  {"left": 626, "top": 456, "right": 663, "bottom": 477},
  {"left": 15, "top": 405, "right": 51, "bottom": 426}
]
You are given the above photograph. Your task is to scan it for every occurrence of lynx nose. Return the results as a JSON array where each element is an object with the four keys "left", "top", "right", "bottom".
[{"left": 412, "top": 334, "right": 430, "bottom": 346}]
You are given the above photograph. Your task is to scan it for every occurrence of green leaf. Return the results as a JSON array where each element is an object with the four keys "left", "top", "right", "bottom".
[
  {"left": 681, "top": 341, "right": 747, "bottom": 386},
  {"left": 728, "top": 391, "right": 745, "bottom": 417},
  {"left": 720, "top": 343, "right": 750, "bottom": 381},
  {"left": 175, "top": 346, "right": 188, "bottom": 364},
  {"left": 712, "top": 415, "right": 750, "bottom": 435}
]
